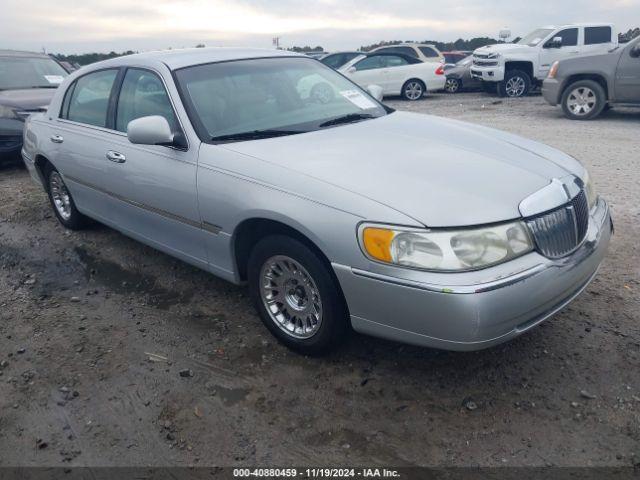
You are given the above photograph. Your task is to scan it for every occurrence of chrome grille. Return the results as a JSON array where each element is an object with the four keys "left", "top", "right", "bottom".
[{"left": 526, "top": 189, "right": 589, "bottom": 258}]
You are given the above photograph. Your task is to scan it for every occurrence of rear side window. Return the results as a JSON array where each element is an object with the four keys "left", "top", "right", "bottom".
[
  {"left": 377, "top": 46, "right": 419, "bottom": 58},
  {"left": 419, "top": 46, "right": 440, "bottom": 58},
  {"left": 384, "top": 55, "right": 409, "bottom": 68},
  {"left": 115, "top": 68, "right": 177, "bottom": 132},
  {"left": 554, "top": 28, "right": 579, "bottom": 47},
  {"left": 64, "top": 69, "right": 118, "bottom": 128},
  {"left": 585, "top": 26, "right": 612, "bottom": 45},
  {"left": 355, "top": 56, "right": 385, "bottom": 71}
]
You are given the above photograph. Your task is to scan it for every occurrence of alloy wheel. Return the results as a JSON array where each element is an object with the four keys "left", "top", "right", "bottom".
[
  {"left": 49, "top": 171, "right": 72, "bottom": 221},
  {"left": 444, "top": 78, "right": 459, "bottom": 93},
  {"left": 566, "top": 87, "right": 596, "bottom": 116},
  {"left": 404, "top": 81, "right": 424, "bottom": 100},
  {"left": 505, "top": 76, "right": 526, "bottom": 97},
  {"left": 259, "top": 255, "right": 323, "bottom": 339}
]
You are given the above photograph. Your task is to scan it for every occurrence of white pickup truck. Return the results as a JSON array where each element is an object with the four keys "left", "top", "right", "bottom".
[{"left": 471, "top": 23, "right": 618, "bottom": 97}]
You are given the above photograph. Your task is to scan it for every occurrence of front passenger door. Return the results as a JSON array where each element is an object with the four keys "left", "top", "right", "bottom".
[
  {"left": 539, "top": 28, "right": 580, "bottom": 77},
  {"left": 100, "top": 67, "right": 208, "bottom": 266},
  {"left": 615, "top": 41, "right": 640, "bottom": 103}
]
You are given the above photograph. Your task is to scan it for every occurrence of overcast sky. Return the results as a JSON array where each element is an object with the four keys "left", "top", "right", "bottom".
[{"left": 1, "top": 0, "right": 638, "bottom": 54}]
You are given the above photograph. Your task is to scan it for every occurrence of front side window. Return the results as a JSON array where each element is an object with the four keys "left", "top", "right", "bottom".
[
  {"left": 547, "top": 28, "right": 578, "bottom": 47},
  {"left": 585, "top": 26, "right": 612, "bottom": 45},
  {"left": 419, "top": 47, "right": 440, "bottom": 58},
  {"left": 518, "top": 28, "right": 555, "bottom": 47},
  {"left": 65, "top": 69, "right": 118, "bottom": 128},
  {"left": 0, "top": 56, "right": 68, "bottom": 90},
  {"left": 321, "top": 54, "right": 345, "bottom": 69},
  {"left": 355, "top": 55, "right": 385, "bottom": 71},
  {"left": 175, "top": 57, "right": 387, "bottom": 143},
  {"left": 115, "top": 68, "right": 177, "bottom": 132}
]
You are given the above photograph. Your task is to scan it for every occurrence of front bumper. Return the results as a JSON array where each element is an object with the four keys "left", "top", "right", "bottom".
[
  {"left": 542, "top": 78, "right": 563, "bottom": 106},
  {"left": 333, "top": 198, "right": 612, "bottom": 351},
  {"left": 470, "top": 65, "right": 505, "bottom": 82},
  {"left": 0, "top": 118, "right": 24, "bottom": 162}
]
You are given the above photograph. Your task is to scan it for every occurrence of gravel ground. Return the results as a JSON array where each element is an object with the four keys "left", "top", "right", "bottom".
[{"left": 0, "top": 92, "right": 638, "bottom": 468}]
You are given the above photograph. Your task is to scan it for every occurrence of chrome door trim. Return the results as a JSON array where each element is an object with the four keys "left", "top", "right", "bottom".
[{"left": 65, "top": 174, "right": 221, "bottom": 234}]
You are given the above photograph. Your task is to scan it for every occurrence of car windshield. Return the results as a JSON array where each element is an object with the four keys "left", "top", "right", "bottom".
[
  {"left": 174, "top": 57, "right": 387, "bottom": 142},
  {"left": 0, "top": 56, "right": 68, "bottom": 90},
  {"left": 517, "top": 28, "right": 555, "bottom": 47}
]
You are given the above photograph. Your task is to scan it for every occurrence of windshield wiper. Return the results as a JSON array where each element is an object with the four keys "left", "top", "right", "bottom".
[
  {"left": 211, "top": 129, "right": 307, "bottom": 142},
  {"left": 319, "top": 113, "right": 375, "bottom": 128}
]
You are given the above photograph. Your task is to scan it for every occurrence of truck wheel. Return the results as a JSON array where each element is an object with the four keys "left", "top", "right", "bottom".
[
  {"left": 561, "top": 80, "right": 606, "bottom": 120},
  {"left": 498, "top": 70, "right": 531, "bottom": 98}
]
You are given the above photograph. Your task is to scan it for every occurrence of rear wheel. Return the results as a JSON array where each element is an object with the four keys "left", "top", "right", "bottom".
[
  {"left": 402, "top": 79, "right": 426, "bottom": 101},
  {"left": 444, "top": 78, "right": 461, "bottom": 93},
  {"left": 248, "top": 235, "right": 349, "bottom": 355},
  {"left": 45, "top": 164, "right": 89, "bottom": 230},
  {"left": 561, "top": 80, "right": 606, "bottom": 120},
  {"left": 498, "top": 69, "right": 531, "bottom": 98}
]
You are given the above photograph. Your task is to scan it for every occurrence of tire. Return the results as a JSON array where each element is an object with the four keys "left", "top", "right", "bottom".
[
  {"left": 498, "top": 69, "right": 531, "bottom": 98},
  {"left": 444, "top": 77, "right": 461, "bottom": 93},
  {"left": 44, "top": 164, "right": 89, "bottom": 230},
  {"left": 560, "top": 80, "right": 606, "bottom": 120},
  {"left": 402, "top": 79, "right": 426, "bottom": 101},
  {"left": 248, "top": 235, "right": 349, "bottom": 355}
]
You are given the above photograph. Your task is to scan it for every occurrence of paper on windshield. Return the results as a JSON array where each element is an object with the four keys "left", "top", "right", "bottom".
[
  {"left": 44, "top": 75, "right": 64, "bottom": 85},
  {"left": 339, "top": 90, "right": 378, "bottom": 110}
]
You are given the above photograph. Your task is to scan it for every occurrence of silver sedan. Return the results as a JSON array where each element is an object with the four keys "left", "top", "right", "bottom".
[{"left": 21, "top": 48, "right": 612, "bottom": 355}]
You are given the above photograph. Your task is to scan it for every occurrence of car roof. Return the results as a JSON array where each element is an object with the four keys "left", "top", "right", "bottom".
[
  {"left": 80, "top": 47, "right": 304, "bottom": 72},
  {"left": 539, "top": 23, "right": 615, "bottom": 29},
  {"left": 0, "top": 49, "right": 53, "bottom": 58}
]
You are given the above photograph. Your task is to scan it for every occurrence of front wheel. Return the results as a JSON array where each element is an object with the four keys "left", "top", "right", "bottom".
[
  {"left": 444, "top": 78, "right": 461, "bottom": 93},
  {"left": 45, "top": 165, "right": 89, "bottom": 230},
  {"left": 402, "top": 79, "right": 426, "bottom": 101},
  {"left": 561, "top": 80, "right": 606, "bottom": 120},
  {"left": 498, "top": 70, "right": 531, "bottom": 98},
  {"left": 248, "top": 235, "right": 349, "bottom": 355}
]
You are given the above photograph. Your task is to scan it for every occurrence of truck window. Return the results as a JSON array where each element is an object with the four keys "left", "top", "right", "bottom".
[
  {"left": 552, "top": 28, "right": 578, "bottom": 47},
  {"left": 585, "top": 26, "right": 612, "bottom": 45}
]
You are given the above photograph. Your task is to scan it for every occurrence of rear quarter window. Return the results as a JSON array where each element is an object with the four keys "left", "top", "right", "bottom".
[{"left": 585, "top": 26, "right": 612, "bottom": 45}]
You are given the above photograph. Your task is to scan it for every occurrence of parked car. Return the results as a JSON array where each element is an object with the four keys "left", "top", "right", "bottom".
[
  {"left": 0, "top": 50, "right": 69, "bottom": 165},
  {"left": 442, "top": 50, "right": 472, "bottom": 67},
  {"left": 543, "top": 35, "right": 640, "bottom": 119},
  {"left": 22, "top": 48, "right": 611, "bottom": 355},
  {"left": 444, "top": 56, "right": 481, "bottom": 93},
  {"left": 320, "top": 51, "right": 362, "bottom": 70},
  {"left": 371, "top": 43, "right": 444, "bottom": 63},
  {"left": 471, "top": 24, "right": 617, "bottom": 97},
  {"left": 339, "top": 52, "right": 446, "bottom": 100}
]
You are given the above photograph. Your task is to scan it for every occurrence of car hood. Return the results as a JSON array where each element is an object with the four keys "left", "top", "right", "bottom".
[
  {"left": 0, "top": 88, "right": 56, "bottom": 110},
  {"left": 475, "top": 43, "right": 533, "bottom": 56},
  {"left": 221, "top": 111, "right": 584, "bottom": 227}
]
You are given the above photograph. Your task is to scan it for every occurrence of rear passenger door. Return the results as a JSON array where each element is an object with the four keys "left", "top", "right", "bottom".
[
  {"left": 54, "top": 68, "right": 121, "bottom": 220},
  {"left": 583, "top": 26, "right": 615, "bottom": 56},
  {"left": 614, "top": 41, "right": 640, "bottom": 103},
  {"left": 100, "top": 67, "right": 208, "bottom": 265}
]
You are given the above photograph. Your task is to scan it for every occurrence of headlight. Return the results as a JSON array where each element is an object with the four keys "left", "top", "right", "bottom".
[
  {"left": 359, "top": 221, "right": 534, "bottom": 272},
  {"left": 0, "top": 105, "right": 17, "bottom": 119},
  {"left": 548, "top": 61, "right": 560, "bottom": 79},
  {"left": 583, "top": 171, "right": 598, "bottom": 209},
  {"left": 487, "top": 52, "right": 501, "bottom": 59}
]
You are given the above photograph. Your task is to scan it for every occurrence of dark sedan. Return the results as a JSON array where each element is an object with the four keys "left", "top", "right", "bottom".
[
  {"left": 444, "top": 56, "right": 481, "bottom": 93},
  {"left": 0, "top": 50, "right": 69, "bottom": 165}
]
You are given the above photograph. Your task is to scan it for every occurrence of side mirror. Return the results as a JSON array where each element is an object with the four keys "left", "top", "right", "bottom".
[
  {"left": 347, "top": 66, "right": 357, "bottom": 74},
  {"left": 127, "top": 116, "right": 175, "bottom": 146},
  {"left": 366, "top": 84, "right": 384, "bottom": 101},
  {"left": 546, "top": 36, "right": 563, "bottom": 48}
]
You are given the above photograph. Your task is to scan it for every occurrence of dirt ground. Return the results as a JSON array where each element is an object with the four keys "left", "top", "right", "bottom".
[{"left": 0, "top": 92, "right": 638, "bottom": 468}]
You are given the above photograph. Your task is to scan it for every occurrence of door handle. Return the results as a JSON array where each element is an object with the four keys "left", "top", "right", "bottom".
[
  {"left": 50, "top": 134, "right": 64, "bottom": 144},
  {"left": 106, "top": 150, "right": 126, "bottom": 163}
]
